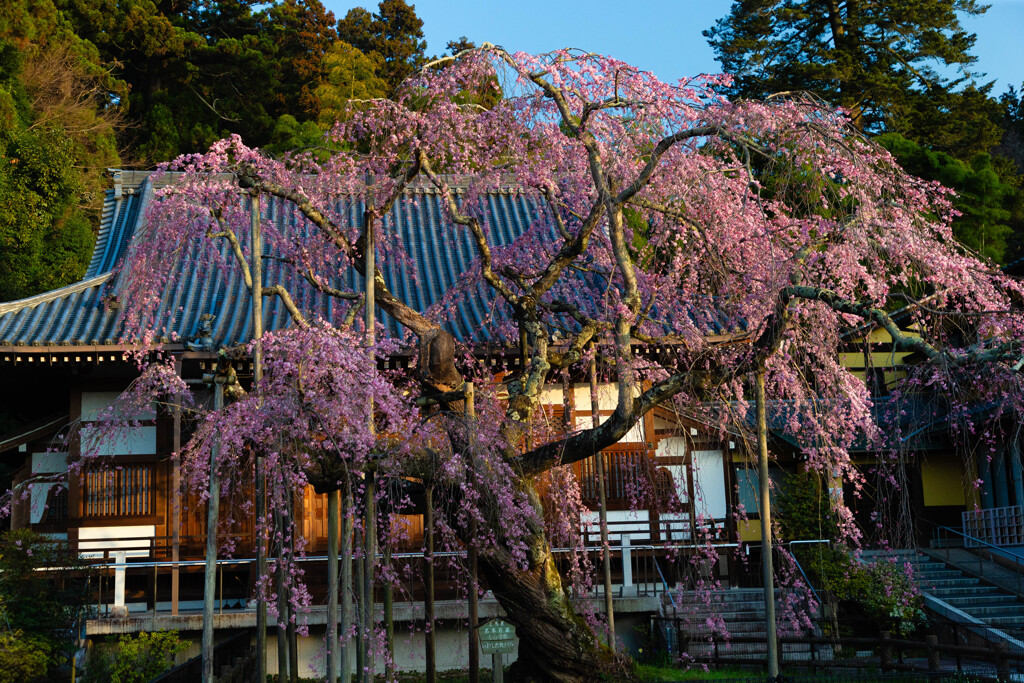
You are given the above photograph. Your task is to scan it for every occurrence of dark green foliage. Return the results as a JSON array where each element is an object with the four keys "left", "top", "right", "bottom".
[
  {"left": 0, "top": 36, "right": 113, "bottom": 301},
  {"left": 0, "top": 530, "right": 90, "bottom": 674},
  {"left": 878, "top": 133, "right": 1019, "bottom": 263},
  {"left": 704, "top": 0, "right": 1000, "bottom": 155},
  {"left": 809, "top": 547, "right": 926, "bottom": 636},
  {"left": 337, "top": 0, "right": 426, "bottom": 94},
  {"left": 58, "top": 0, "right": 340, "bottom": 162},
  {"left": 778, "top": 469, "right": 840, "bottom": 542},
  {"left": 82, "top": 630, "right": 188, "bottom": 683},
  {"left": 997, "top": 84, "right": 1024, "bottom": 175}
]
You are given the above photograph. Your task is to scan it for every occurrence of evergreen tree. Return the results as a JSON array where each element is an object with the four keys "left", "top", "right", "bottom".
[
  {"left": 704, "top": 0, "right": 1000, "bottom": 155},
  {"left": 337, "top": 0, "right": 426, "bottom": 94},
  {"left": 0, "top": 3, "right": 120, "bottom": 301}
]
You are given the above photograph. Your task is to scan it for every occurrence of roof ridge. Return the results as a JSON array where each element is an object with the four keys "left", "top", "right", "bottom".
[{"left": 0, "top": 273, "right": 113, "bottom": 315}]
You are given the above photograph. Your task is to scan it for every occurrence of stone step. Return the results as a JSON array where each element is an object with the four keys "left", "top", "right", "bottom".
[
  {"left": 917, "top": 577, "right": 982, "bottom": 588},
  {"left": 915, "top": 569, "right": 966, "bottom": 580},
  {"left": 929, "top": 585, "right": 1003, "bottom": 597},
  {"left": 942, "top": 595, "right": 1021, "bottom": 608},
  {"left": 980, "top": 615, "right": 1024, "bottom": 626},
  {"left": 966, "top": 604, "right": 1024, "bottom": 617}
]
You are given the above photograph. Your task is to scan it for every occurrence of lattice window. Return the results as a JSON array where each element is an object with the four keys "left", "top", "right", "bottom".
[{"left": 84, "top": 465, "right": 153, "bottom": 517}]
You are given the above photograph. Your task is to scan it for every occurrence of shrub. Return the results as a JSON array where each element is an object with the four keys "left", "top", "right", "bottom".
[
  {"left": 0, "top": 631, "right": 50, "bottom": 683},
  {"left": 83, "top": 630, "right": 188, "bottom": 683}
]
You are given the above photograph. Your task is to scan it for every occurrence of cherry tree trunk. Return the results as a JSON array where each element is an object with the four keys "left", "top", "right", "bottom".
[{"left": 477, "top": 486, "right": 616, "bottom": 683}]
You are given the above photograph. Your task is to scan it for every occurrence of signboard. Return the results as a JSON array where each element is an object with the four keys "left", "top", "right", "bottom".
[{"left": 479, "top": 618, "right": 517, "bottom": 655}]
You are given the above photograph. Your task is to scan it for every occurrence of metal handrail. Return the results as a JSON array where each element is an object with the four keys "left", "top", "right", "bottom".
[
  {"left": 932, "top": 524, "right": 1024, "bottom": 596},
  {"left": 786, "top": 539, "right": 830, "bottom": 611},
  {"left": 67, "top": 541, "right": 744, "bottom": 570},
  {"left": 933, "top": 525, "right": 1024, "bottom": 563}
]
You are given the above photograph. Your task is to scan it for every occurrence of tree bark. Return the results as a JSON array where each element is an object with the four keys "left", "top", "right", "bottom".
[{"left": 476, "top": 483, "right": 623, "bottom": 683}]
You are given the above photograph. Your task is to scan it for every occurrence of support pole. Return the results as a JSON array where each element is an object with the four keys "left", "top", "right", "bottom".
[
  {"left": 250, "top": 190, "right": 268, "bottom": 683},
  {"left": 341, "top": 490, "right": 353, "bottom": 682},
  {"left": 491, "top": 653, "right": 503, "bottom": 683},
  {"left": 361, "top": 182, "right": 378, "bottom": 683},
  {"left": 355, "top": 528, "right": 364, "bottom": 678},
  {"left": 362, "top": 473, "right": 377, "bottom": 683},
  {"left": 287, "top": 489, "right": 299, "bottom": 683},
  {"left": 383, "top": 533, "right": 394, "bottom": 682},
  {"left": 276, "top": 503, "right": 289, "bottom": 680},
  {"left": 171, "top": 379, "right": 181, "bottom": 616},
  {"left": 755, "top": 369, "right": 779, "bottom": 679},
  {"left": 425, "top": 484, "right": 436, "bottom": 683},
  {"left": 202, "top": 371, "right": 225, "bottom": 682},
  {"left": 590, "top": 350, "right": 615, "bottom": 647},
  {"left": 466, "top": 382, "right": 479, "bottom": 683},
  {"left": 327, "top": 489, "right": 340, "bottom": 683}
]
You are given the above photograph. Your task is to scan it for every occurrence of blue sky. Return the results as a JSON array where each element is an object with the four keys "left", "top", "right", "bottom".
[{"left": 322, "top": 0, "right": 1024, "bottom": 95}]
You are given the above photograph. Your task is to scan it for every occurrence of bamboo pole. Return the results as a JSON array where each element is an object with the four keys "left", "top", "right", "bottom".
[{"left": 755, "top": 369, "right": 779, "bottom": 678}]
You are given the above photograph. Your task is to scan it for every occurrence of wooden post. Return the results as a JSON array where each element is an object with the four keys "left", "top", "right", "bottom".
[
  {"left": 879, "top": 630, "right": 892, "bottom": 671},
  {"left": 202, "top": 371, "right": 225, "bottom": 682},
  {"left": 250, "top": 189, "right": 268, "bottom": 683},
  {"left": 491, "top": 653, "right": 503, "bottom": 683},
  {"left": 926, "top": 634, "right": 940, "bottom": 672},
  {"left": 466, "top": 382, "right": 479, "bottom": 683},
  {"left": 590, "top": 349, "right": 615, "bottom": 648},
  {"left": 755, "top": 369, "right": 779, "bottom": 679},
  {"left": 996, "top": 641, "right": 1010, "bottom": 681},
  {"left": 425, "top": 484, "right": 436, "bottom": 683}
]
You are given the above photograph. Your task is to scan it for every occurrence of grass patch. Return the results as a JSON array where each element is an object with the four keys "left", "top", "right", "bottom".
[{"left": 635, "top": 664, "right": 754, "bottom": 681}]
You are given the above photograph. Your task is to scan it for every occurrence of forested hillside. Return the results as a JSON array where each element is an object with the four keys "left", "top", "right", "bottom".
[
  {"left": 0, "top": 0, "right": 445, "bottom": 301},
  {"left": 1, "top": 0, "right": 1022, "bottom": 301}
]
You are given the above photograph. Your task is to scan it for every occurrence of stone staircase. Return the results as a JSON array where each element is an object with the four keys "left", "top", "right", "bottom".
[
  {"left": 657, "top": 587, "right": 830, "bottom": 663},
  {"left": 861, "top": 548, "right": 1024, "bottom": 636}
]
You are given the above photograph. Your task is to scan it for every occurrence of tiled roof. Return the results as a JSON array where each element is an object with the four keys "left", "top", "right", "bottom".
[{"left": 0, "top": 171, "right": 536, "bottom": 349}]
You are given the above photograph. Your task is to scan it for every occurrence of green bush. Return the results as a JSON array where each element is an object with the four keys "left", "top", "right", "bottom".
[
  {"left": 0, "top": 631, "right": 50, "bottom": 683},
  {"left": 811, "top": 547, "right": 925, "bottom": 635},
  {"left": 0, "top": 529, "right": 90, "bottom": 673},
  {"left": 83, "top": 630, "right": 188, "bottom": 683}
]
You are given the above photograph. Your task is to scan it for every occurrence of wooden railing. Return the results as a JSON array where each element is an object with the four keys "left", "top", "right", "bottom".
[{"left": 573, "top": 443, "right": 679, "bottom": 509}]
